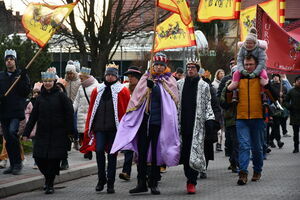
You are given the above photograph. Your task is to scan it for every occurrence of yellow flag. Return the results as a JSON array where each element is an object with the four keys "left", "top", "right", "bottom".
[
  {"left": 22, "top": 1, "right": 78, "bottom": 47},
  {"left": 157, "top": 0, "right": 192, "bottom": 26},
  {"left": 154, "top": 14, "right": 196, "bottom": 52},
  {"left": 197, "top": 0, "right": 240, "bottom": 22},
  {"left": 240, "top": 0, "right": 282, "bottom": 41}
]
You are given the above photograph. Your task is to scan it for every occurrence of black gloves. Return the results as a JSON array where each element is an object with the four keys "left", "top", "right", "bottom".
[{"left": 147, "top": 79, "right": 154, "bottom": 89}]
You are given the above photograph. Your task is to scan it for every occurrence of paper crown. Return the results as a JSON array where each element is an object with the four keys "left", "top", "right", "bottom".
[
  {"left": 47, "top": 67, "right": 57, "bottom": 74},
  {"left": 41, "top": 72, "right": 56, "bottom": 81},
  {"left": 186, "top": 57, "right": 201, "bottom": 66},
  {"left": 105, "top": 63, "right": 119, "bottom": 70},
  {"left": 4, "top": 49, "right": 17, "bottom": 60},
  {"left": 79, "top": 67, "right": 91, "bottom": 76}
]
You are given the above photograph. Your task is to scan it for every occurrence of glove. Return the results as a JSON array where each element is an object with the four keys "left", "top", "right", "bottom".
[
  {"left": 147, "top": 79, "right": 154, "bottom": 89},
  {"left": 241, "top": 70, "right": 249, "bottom": 77},
  {"left": 249, "top": 73, "right": 256, "bottom": 79}
]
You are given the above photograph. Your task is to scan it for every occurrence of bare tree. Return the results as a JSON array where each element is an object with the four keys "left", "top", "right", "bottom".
[{"left": 62, "top": 0, "right": 158, "bottom": 78}]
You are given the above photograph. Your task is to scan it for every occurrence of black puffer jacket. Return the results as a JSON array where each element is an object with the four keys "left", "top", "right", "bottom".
[
  {"left": 0, "top": 69, "right": 30, "bottom": 120},
  {"left": 23, "top": 85, "right": 74, "bottom": 159}
]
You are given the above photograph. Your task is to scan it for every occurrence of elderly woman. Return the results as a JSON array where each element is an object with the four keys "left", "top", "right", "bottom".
[{"left": 23, "top": 71, "right": 74, "bottom": 194}]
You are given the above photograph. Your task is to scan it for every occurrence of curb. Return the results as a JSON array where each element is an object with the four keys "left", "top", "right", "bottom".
[{"left": 0, "top": 158, "right": 124, "bottom": 198}]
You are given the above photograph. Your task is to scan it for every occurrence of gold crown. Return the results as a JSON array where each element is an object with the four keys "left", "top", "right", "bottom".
[{"left": 105, "top": 62, "right": 119, "bottom": 70}]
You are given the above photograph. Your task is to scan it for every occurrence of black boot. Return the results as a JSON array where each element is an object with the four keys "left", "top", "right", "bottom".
[
  {"left": 149, "top": 180, "right": 160, "bottom": 195},
  {"left": 95, "top": 179, "right": 106, "bottom": 192},
  {"left": 45, "top": 176, "right": 55, "bottom": 194},
  {"left": 277, "top": 141, "right": 284, "bottom": 149},
  {"left": 107, "top": 181, "right": 115, "bottom": 194},
  {"left": 84, "top": 151, "right": 93, "bottom": 160},
  {"left": 129, "top": 179, "right": 148, "bottom": 194},
  {"left": 293, "top": 145, "right": 299, "bottom": 153},
  {"left": 60, "top": 159, "right": 69, "bottom": 170}
]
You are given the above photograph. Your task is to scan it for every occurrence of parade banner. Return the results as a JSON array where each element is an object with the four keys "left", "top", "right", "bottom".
[
  {"left": 197, "top": 0, "right": 241, "bottom": 22},
  {"left": 157, "top": 0, "right": 191, "bottom": 25},
  {"left": 22, "top": 1, "right": 78, "bottom": 47},
  {"left": 256, "top": 6, "right": 300, "bottom": 74},
  {"left": 154, "top": 13, "right": 196, "bottom": 52},
  {"left": 284, "top": 20, "right": 300, "bottom": 42},
  {"left": 239, "top": 0, "right": 285, "bottom": 41}
]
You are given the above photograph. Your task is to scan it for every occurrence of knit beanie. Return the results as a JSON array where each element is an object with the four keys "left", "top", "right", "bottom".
[
  {"left": 65, "top": 60, "right": 77, "bottom": 73},
  {"left": 105, "top": 63, "right": 119, "bottom": 78},
  {"left": 153, "top": 52, "right": 168, "bottom": 66},
  {"left": 245, "top": 27, "right": 258, "bottom": 44},
  {"left": 73, "top": 60, "right": 81, "bottom": 73}
]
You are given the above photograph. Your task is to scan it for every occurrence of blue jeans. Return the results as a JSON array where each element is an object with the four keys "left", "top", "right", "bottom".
[
  {"left": 95, "top": 131, "right": 117, "bottom": 184},
  {"left": 236, "top": 119, "right": 264, "bottom": 174},
  {"left": 121, "top": 150, "right": 133, "bottom": 176},
  {"left": 1, "top": 119, "right": 22, "bottom": 168}
]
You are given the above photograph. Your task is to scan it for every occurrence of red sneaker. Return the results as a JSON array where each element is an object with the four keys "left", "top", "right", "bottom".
[{"left": 186, "top": 183, "right": 196, "bottom": 194}]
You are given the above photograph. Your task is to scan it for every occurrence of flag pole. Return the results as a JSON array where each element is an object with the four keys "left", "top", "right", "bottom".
[
  {"left": 234, "top": 19, "right": 240, "bottom": 60},
  {"left": 4, "top": 47, "right": 44, "bottom": 96},
  {"left": 150, "top": 0, "right": 159, "bottom": 67}
]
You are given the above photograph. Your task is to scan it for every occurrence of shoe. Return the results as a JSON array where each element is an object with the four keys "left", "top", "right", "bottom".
[
  {"left": 237, "top": 171, "right": 248, "bottom": 185},
  {"left": 283, "top": 133, "right": 291, "bottom": 137},
  {"left": 251, "top": 171, "right": 261, "bottom": 182},
  {"left": 231, "top": 166, "right": 238, "bottom": 173},
  {"left": 160, "top": 166, "right": 167, "bottom": 173},
  {"left": 186, "top": 183, "right": 196, "bottom": 194},
  {"left": 266, "top": 148, "right": 271, "bottom": 153},
  {"left": 12, "top": 166, "right": 22, "bottom": 175},
  {"left": 44, "top": 186, "right": 54, "bottom": 194},
  {"left": 269, "top": 141, "right": 276, "bottom": 148},
  {"left": 107, "top": 183, "right": 115, "bottom": 194},
  {"left": 293, "top": 149, "right": 299, "bottom": 153},
  {"left": 227, "top": 164, "right": 232, "bottom": 170},
  {"left": 216, "top": 143, "right": 222, "bottom": 152},
  {"left": 200, "top": 172, "right": 207, "bottom": 179},
  {"left": 129, "top": 179, "right": 148, "bottom": 194},
  {"left": 119, "top": 172, "right": 130, "bottom": 181},
  {"left": 150, "top": 186, "right": 160, "bottom": 195},
  {"left": 33, "top": 164, "right": 38, "bottom": 169},
  {"left": 0, "top": 160, "right": 7, "bottom": 168},
  {"left": 277, "top": 141, "right": 284, "bottom": 149},
  {"left": 60, "top": 159, "right": 69, "bottom": 170},
  {"left": 3, "top": 167, "right": 13, "bottom": 174},
  {"left": 84, "top": 151, "right": 93, "bottom": 160},
  {"left": 95, "top": 180, "right": 106, "bottom": 192}
]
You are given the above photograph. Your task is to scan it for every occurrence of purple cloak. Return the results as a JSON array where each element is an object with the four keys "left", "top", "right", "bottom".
[{"left": 110, "top": 83, "right": 180, "bottom": 167}]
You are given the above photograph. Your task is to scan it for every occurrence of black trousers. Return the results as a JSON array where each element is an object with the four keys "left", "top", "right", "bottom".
[
  {"left": 293, "top": 125, "right": 300, "bottom": 150},
  {"left": 226, "top": 126, "right": 239, "bottom": 167},
  {"left": 181, "top": 134, "right": 199, "bottom": 185},
  {"left": 279, "top": 117, "right": 288, "bottom": 135},
  {"left": 121, "top": 150, "right": 133, "bottom": 175},
  {"left": 137, "top": 116, "right": 160, "bottom": 185},
  {"left": 270, "top": 117, "right": 282, "bottom": 143}
]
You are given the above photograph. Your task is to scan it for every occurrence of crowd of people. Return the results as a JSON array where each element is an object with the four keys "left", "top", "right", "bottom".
[{"left": 0, "top": 27, "right": 299, "bottom": 196}]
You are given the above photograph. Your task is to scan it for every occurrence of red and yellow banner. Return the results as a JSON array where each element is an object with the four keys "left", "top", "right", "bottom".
[
  {"left": 22, "top": 1, "right": 77, "bottom": 47},
  {"left": 197, "top": 0, "right": 241, "bottom": 22},
  {"left": 239, "top": 0, "right": 285, "bottom": 41},
  {"left": 157, "top": 0, "right": 191, "bottom": 26},
  {"left": 154, "top": 13, "right": 196, "bottom": 52}
]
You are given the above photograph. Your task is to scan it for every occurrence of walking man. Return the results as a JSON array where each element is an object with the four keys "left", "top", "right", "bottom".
[{"left": 0, "top": 49, "right": 30, "bottom": 175}]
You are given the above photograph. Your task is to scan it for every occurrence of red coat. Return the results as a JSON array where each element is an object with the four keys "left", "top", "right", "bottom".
[{"left": 80, "top": 82, "right": 130, "bottom": 153}]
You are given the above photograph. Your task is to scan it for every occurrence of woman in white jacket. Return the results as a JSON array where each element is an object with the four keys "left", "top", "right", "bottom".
[{"left": 73, "top": 67, "right": 99, "bottom": 159}]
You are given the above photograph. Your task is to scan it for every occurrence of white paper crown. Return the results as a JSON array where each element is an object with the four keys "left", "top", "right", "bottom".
[
  {"left": 4, "top": 49, "right": 17, "bottom": 59},
  {"left": 41, "top": 72, "right": 56, "bottom": 81}
]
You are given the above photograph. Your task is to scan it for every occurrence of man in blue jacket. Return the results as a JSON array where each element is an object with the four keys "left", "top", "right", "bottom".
[{"left": 0, "top": 49, "right": 30, "bottom": 175}]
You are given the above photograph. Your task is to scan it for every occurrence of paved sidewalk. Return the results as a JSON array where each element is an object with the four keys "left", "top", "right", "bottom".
[{"left": 0, "top": 149, "right": 124, "bottom": 198}]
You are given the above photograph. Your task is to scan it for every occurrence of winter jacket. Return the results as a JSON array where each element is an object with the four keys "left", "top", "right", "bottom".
[
  {"left": 23, "top": 85, "right": 74, "bottom": 159},
  {"left": 237, "top": 77, "right": 263, "bottom": 119},
  {"left": 73, "top": 76, "right": 98, "bottom": 133},
  {"left": 0, "top": 69, "right": 30, "bottom": 120},
  {"left": 65, "top": 75, "right": 81, "bottom": 102},
  {"left": 284, "top": 87, "right": 300, "bottom": 125}
]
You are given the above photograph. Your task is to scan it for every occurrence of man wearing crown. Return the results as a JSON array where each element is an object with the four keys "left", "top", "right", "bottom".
[
  {"left": 80, "top": 63, "right": 130, "bottom": 194},
  {"left": 177, "top": 59, "right": 215, "bottom": 194},
  {"left": 111, "top": 52, "right": 180, "bottom": 195},
  {"left": 0, "top": 49, "right": 30, "bottom": 175}
]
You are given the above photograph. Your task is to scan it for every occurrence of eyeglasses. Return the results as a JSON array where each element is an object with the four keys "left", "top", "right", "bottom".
[{"left": 230, "top": 62, "right": 235, "bottom": 65}]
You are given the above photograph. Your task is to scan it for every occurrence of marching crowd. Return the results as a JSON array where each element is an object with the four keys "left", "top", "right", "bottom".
[{"left": 0, "top": 28, "right": 299, "bottom": 196}]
